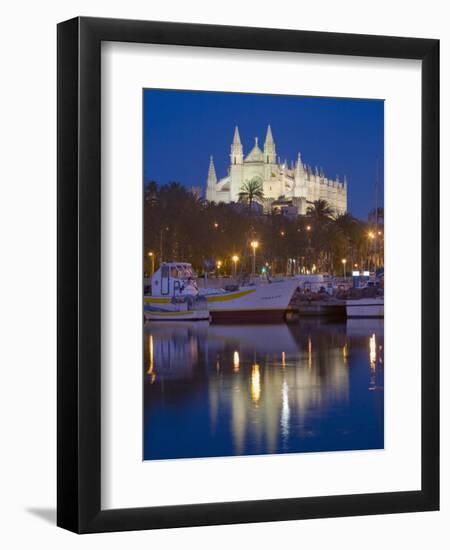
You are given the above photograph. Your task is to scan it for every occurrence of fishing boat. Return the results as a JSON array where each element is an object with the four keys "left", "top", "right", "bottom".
[
  {"left": 144, "top": 262, "right": 298, "bottom": 322},
  {"left": 144, "top": 300, "right": 210, "bottom": 322},
  {"left": 144, "top": 268, "right": 210, "bottom": 322},
  {"left": 345, "top": 297, "right": 384, "bottom": 318}
]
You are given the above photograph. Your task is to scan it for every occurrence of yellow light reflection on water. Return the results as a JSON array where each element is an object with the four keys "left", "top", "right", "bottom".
[
  {"left": 281, "top": 381, "right": 290, "bottom": 438},
  {"left": 308, "top": 336, "right": 312, "bottom": 370},
  {"left": 369, "top": 333, "right": 376, "bottom": 370},
  {"left": 233, "top": 351, "right": 240, "bottom": 372},
  {"left": 369, "top": 333, "right": 377, "bottom": 391},
  {"left": 147, "top": 335, "right": 156, "bottom": 383},
  {"left": 342, "top": 342, "right": 348, "bottom": 359},
  {"left": 251, "top": 363, "right": 261, "bottom": 402}
]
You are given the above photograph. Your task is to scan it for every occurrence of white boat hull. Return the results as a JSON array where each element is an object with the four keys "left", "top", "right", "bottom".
[
  {"left": 346, "top": 298, "right": 384, "bottom": 318},
  {"left": 145, "top": 279, "right": 298, "bottom": 322},
  {"left": 144, "top": 309, "right": 210, "bottom": 322},
  {"left": 144, "top": 299, "right": 210, "bottom": 322}
]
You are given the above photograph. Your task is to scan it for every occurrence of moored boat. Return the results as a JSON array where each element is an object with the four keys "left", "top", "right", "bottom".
[
  {"left": 144, "top": 303, "right": 210, "bottom": 322},
  {"left": 144, "top": 262, "right": 298, "bottom": 322},
  {"left": 144, "top": 267, "right": 210, "bottom": 321},
  {"left": 345, "top": 297, "right": 384, "bottom": 318}
]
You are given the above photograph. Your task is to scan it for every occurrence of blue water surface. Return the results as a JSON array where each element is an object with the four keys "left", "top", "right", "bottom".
[{"left": 143, "top": 319, "right": 384, "bottom": 460}]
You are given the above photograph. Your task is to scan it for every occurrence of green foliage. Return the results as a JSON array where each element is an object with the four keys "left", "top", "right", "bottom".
[
  {"left": 238, "top": 177, "right": 264, "bottom": 211},
  {"left": 143, "top": 183, "right": 382, "bottom": 275},
  {"left": 306, "top": 199, "right": 336, "bottom": 222}
]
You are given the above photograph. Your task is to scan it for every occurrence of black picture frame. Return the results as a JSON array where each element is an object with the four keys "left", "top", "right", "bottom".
[{"left": 57, "top": 16, "right": 439, "bottom": 533}]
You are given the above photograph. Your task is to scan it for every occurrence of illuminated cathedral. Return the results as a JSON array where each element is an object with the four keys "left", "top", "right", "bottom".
[{"left": 206, "top": 125, "right": 347, "bottom": 215}]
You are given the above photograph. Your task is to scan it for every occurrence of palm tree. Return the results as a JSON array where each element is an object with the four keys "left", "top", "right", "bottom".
[
  {"left": 334, "top": 212, "right": 360, "bottom": 239},
  {"left": 331, "top": 213, "right": 362, "bottom": 271},
  {"left": 304, "top": 200, "right": 335, "bottom": 272},
  {"left": 306, "top": 199, "right": 335, "bottom": 222},
  {"left": 238, "top": 177, "right": 264, "bottom": 212}
]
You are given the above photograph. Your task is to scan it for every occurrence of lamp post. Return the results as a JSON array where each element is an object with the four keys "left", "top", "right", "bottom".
[
  {"left": 341, "top": 258, "right": 347, "bottom": 281},
  {"left": 368, "top": 231, "right": 375, "bottom": 272},
  {"left": 306, "top": 225, "right": 312, "bottom": 271},
  {"left": 147, "top": 251, "right": 155, "bottom": 276},
  {"left": 250, "top": 240, "right": 259, "bottom": 277},
  {"left": 232, "top": 255, "right": 239, "bottom": 278},
  {"left": 216, "top": 260, "right": 222, "bottom": 276}
]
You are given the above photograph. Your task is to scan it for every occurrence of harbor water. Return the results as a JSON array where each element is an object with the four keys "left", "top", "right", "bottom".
[{"left": 143, "top": 318, "right": 384, "bottom": 460}]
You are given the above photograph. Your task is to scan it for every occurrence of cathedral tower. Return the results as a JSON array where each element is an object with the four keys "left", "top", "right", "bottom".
[
  {"left": 263, "top": 124, "right": 276, "bottom": 164},
  {"left": 230, "top": 126, "right": 244, "bottom": 201},
  {"left": 263, "top": 124, "right": 277, "bottom": 185},
  {"left": 230, "top": 125, "right": 243, "bottom": 165},
  {"left": 293, "top": 152, "right": 306, "bottom": 198},
  {"left": 206, "top": 155, "right": 217, "bottom": 202}
]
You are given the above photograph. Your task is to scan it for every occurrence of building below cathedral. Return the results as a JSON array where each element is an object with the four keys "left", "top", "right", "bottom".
[{"left": 206, "top": 125, "right": 347, "bottom": 216}]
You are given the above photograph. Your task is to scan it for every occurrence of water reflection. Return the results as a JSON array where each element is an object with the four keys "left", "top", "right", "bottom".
[{"left": 143, "top": 319, "right": 384, "bottom": 460}]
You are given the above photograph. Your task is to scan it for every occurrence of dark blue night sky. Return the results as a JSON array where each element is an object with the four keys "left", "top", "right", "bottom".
[{"left": 143, "top": 89, "right": 384, "bottom": 220}]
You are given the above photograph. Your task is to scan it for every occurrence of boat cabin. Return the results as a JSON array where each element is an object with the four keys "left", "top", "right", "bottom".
[{"left": 151, "top": 262, "right": 198, "bottom": 297}]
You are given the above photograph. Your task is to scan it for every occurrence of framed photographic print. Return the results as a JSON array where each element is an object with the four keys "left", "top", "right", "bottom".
[{"left": 57, "top": 17, "right": 439, "bottom": 533}]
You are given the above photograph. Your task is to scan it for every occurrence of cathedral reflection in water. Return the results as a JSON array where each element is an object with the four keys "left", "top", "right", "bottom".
[{"left": 143, "top": 319, "right": 384, "bottom": 460}]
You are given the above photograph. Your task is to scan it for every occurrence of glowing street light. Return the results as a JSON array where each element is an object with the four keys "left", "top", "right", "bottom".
[
  {"left": 306, "top": 225, "right": 311, "bottom": 232},
  {"left": 341, "top": 258, "right": 347, "bottom": 280},
  {"left": 250, "top": 240, "right": 259, "bottom": 276},
  {"left": 147, "top": 251, "right": 155, "bottom": 275},
  {"left": 231, "top": 255, "right": 239, "bottom": 278},
  {"left": 213, "top": 222, "right": 219, "bottom": 229}
]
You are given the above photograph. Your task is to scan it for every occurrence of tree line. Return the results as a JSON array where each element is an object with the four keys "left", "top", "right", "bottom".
[{"left": 144, "top": 180, "right": 384, "bottom": 276}]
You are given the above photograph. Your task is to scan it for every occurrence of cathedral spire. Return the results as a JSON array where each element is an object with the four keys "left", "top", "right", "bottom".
[
  {"left": 263, "top": 124, "right": 276, "bottom": 164},
  {"left": 265, "top": 124, "right": 274, "bottom": 145},
  {"left": 295, "top": 152, "right": 304, "bottom": 177},
  {"left": 206, "top": 156, "right": 217, "bottom": 202},
  {"left": 207, "top": 155, "right": 217, "bottom": 184},
  {"left": 230, "top": 126, "right": 243, "bottom": 165},
  {"left": 232, "top": 125, "right": 242, "bottom": 145}
]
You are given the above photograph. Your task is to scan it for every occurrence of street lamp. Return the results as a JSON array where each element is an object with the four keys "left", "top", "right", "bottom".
[
  {"left": 216, "top": 260, "right": 222, "bottom": 277},
  {"left": 306, "top": 225, "right": 312, "bottom": 271},
  {"left": 250, "top": 240, "right": 259, "bottom": 276},
  {"left": 232, "top": 255, "right": 239, "bottom": 278},
  {"left": 367, "top": 231, "right": 376, "bottom": 271},
  {"left": 147, "top": 251, "right": 155, "bottom": 276},
  {"left": 341, "top": 258, "right": 347, "bottom": 280}
]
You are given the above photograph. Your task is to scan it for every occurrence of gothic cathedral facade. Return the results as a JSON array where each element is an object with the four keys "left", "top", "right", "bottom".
[{"left": 206, "top": 125, "right": 347, "bottom": 216}]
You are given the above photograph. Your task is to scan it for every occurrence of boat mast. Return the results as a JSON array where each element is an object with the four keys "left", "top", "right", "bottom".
[{"left": 374, "top": 159, "right": 379, "bottom": 270}]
